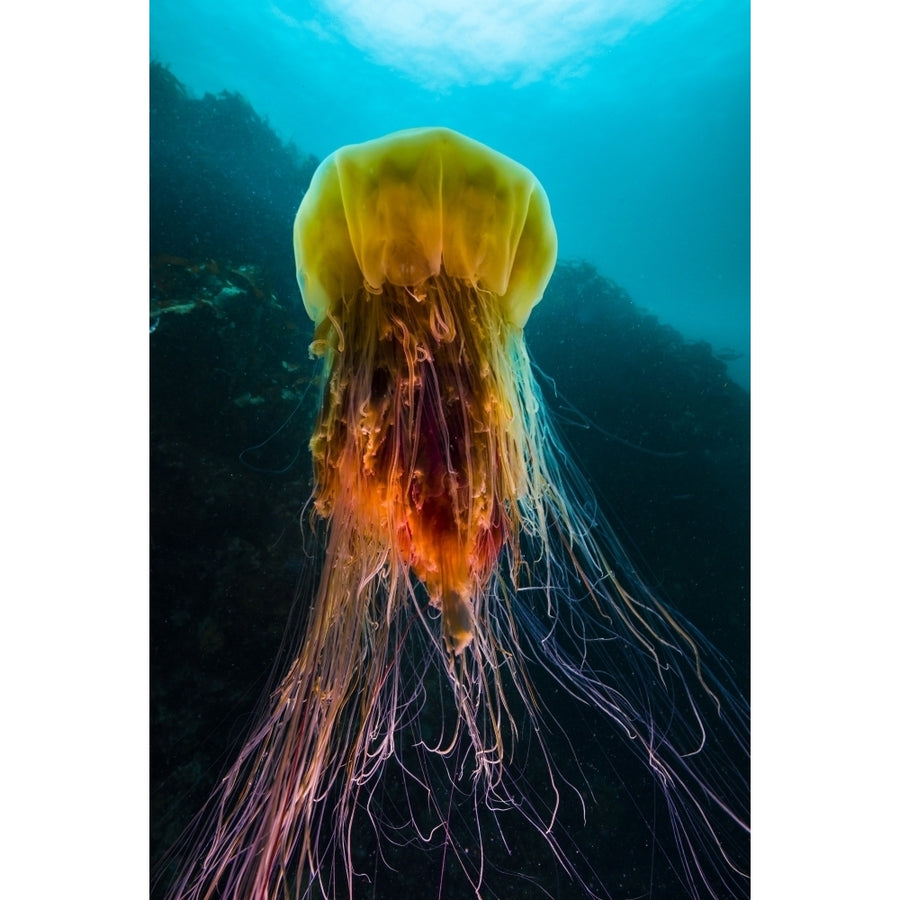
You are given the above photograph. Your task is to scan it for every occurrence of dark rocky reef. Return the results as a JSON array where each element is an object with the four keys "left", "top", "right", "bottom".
[{"left": 150, "top": 61, "right": 319, "bottom": 304}]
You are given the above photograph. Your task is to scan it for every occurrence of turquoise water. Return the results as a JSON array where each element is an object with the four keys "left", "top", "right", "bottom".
[{"left": 149, "top": 0, "right": 750, "bottom": 388}]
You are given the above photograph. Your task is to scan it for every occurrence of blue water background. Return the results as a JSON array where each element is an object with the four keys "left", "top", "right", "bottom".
[{"left": 150, "top": 0, "right": 749, "bottom": 388}]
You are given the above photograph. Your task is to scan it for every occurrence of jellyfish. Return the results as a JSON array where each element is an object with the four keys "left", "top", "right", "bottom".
[{"left": 164, "top": 128, "right": 749, "bottom": 899}]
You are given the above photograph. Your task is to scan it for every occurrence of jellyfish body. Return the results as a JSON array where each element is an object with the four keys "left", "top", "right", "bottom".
[
  {"left": 296, "top": 127, "right": 558, "bottom": 658},
  {"left": 166, "top": 128, "right": 749, "bottom": 899}
]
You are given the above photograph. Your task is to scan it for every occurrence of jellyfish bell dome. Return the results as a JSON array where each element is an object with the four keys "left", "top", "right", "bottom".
[{"left": 293, "top": 126, "right": 558, "bottom": 330}]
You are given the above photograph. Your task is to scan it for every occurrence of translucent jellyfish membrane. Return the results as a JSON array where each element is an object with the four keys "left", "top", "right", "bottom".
[{"left": 166, "top": 128, "right": 749, "bottom": 899}]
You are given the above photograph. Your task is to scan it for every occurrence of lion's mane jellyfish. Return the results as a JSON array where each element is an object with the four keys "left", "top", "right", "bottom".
[{"left": 167, "top": 128, "right": 749, "bottom": 899}]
